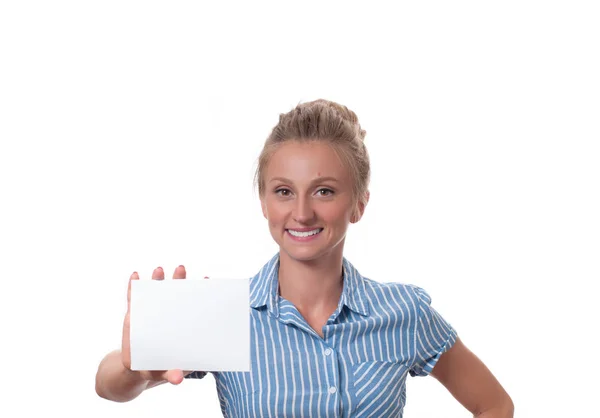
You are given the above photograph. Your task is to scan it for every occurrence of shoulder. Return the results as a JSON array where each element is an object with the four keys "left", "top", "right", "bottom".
[
  {"left": 360, "top": 276, "right": 431, "bottom": 315},
  {"left": 362, "top": 276, "right": 429, "bottom": 301}
]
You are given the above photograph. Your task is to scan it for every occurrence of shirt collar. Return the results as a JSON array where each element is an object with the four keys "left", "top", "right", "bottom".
[
  {"left": 249, "top": 253, "right": 281, "bottom": 316},
  {"left": 249, "top": 253, "right": 370, "bottom": 317},
  {"left": 340, "top": 257, "right": 370, "bottom": 316}
]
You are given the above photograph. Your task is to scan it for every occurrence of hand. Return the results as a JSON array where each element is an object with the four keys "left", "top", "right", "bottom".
[{"left": 121, "top": 265, "right": 192, "bottom": 385}]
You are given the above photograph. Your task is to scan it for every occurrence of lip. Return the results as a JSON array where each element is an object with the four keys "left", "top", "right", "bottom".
[
  {"left": 285, "top": 227, "right": 324, "bottom": 242},
  {"left": 286, "top": 227, "right": 323, "bottom": 232}
]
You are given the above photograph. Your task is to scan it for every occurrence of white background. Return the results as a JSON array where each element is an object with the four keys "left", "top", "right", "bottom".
[{"left": 1, "top": 1, "right": 598, "bottom": 417}]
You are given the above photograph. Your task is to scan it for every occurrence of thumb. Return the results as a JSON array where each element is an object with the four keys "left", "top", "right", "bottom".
[{"left": 166, "top": 369, "right": 185, "bottom": 385}]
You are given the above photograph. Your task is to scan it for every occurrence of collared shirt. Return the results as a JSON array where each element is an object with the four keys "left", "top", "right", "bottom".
[{"left": 186, "top": 253, "right": 457, "bottom": 417}]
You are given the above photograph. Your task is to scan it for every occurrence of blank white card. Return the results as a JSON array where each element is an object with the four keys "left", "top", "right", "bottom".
[{"left": 130, "top": 278, "right": 250, "bottom": 372}]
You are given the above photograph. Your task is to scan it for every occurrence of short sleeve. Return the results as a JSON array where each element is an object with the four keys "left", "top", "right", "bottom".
[
  {"left": 184, "top": 371, "right": 208, "bottom": 379},
  {"left": 409, "top": 286, "right": 458, "bottom": 377}
]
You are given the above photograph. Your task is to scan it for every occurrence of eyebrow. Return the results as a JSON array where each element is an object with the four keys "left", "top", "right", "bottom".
[{"left": 268, "top": 176, "right": 340, "bottom": 185}]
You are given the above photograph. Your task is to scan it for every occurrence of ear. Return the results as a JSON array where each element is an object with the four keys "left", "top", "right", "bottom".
[{"left": 351, "top": 191, "right": 370, "bottom": 224}]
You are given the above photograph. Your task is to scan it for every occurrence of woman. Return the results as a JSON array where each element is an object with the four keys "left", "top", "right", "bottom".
[{"left": 96, "top": 99, "right": 513, "bottom": 417}]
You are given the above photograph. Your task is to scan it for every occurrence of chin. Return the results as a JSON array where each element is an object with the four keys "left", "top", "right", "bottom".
[
  {"left": 271, "top": 229, "right": 344, "bottom": 263},
  {"left": 280, "top": 245, "right": 327, "bottom": 263}
]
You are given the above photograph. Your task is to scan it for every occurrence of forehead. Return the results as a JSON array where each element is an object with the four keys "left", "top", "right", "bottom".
[{"left": 265, "top": 141, "right": 350, "bottom": 182}]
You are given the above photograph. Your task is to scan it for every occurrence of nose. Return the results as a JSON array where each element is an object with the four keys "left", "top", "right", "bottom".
[{"left": 293, "top": 196, "right": 315, "bottom": 224}]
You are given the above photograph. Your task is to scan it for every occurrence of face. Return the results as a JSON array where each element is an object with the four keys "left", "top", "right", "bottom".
[{"left": 260, "top": 140, "right": 367, "bottom": 263}]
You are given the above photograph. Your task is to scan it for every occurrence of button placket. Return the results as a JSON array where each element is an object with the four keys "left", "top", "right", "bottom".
[
  {"left": 322, "top": 345, "right": 339, "bottom": 400},
  {"left": 322, "top": 333, "right": 342, "bottom": 416}
]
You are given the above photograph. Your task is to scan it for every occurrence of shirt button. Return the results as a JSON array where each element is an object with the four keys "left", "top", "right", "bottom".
[
  {"left": 328, "top": 386, "right": 337, "bottom": 394},
  {"left": 324, "top": 348, "right": 332, "bottom": 356}
]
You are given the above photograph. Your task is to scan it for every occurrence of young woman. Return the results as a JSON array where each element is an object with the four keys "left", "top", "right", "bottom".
[{"left": 96, "top": 99, "right": 513, "bottom": 417}]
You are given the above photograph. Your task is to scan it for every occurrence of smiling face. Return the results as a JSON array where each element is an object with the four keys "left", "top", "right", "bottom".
[{"left": 260, "top": 140, "right": 367, "bottom": 263}]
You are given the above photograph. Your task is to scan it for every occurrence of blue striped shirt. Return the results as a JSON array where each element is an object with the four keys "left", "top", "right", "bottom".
[{"left": 186, "top": 253, "right": 458, "bottom": 417}]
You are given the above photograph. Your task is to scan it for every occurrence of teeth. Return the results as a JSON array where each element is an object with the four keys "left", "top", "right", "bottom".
[{"left": 288, "top": 228, "right": 322, "bottom": 237}]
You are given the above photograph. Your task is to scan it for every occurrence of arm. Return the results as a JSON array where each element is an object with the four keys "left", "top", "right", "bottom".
[{"left": 430, "top": 338, "right": 514, "bottom": 417}]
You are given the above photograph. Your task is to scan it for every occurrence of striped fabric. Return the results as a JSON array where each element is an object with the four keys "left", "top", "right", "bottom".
[{"left": 186, "top": 253, "right": 457, "bottom": 417}]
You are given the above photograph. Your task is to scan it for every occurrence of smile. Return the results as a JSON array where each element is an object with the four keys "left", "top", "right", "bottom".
[{"left": 287, "top": 228, "right": 323, "bottom": 238}]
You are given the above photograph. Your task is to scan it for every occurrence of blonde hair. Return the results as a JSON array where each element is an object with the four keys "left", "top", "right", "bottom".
[{"left": 254, "top": 99, "right": 370, "bottom": 208}]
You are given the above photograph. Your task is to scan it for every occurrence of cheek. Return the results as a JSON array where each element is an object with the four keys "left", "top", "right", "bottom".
[
  {"left": 265, "top": 202, "right": 285, "bottom": 224},
  {"left": 320, "top": 205, "right": 353, "bottom": 225}
]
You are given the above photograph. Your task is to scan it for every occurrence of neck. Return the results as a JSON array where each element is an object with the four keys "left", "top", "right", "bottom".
[{"left": 277, "top": 247, "right": 344, "bottom": 314}]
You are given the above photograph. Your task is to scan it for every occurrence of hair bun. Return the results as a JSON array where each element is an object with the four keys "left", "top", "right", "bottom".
[{"left": 303, "top": 99, "right": 366, "bottom": 141}]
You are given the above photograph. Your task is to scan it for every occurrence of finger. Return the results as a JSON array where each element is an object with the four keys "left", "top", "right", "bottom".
[
  {"left": 152, "top": 266, "right": 165, "bottom": 280},
  {"left": 165, "top": 369, "right": 185, "bottom": 385},
  {"left": 173, "top": 265, "right": 186, "bottom": 279},
  {"left": 127, "top": 271, "right": 139, "bottom": 308}
]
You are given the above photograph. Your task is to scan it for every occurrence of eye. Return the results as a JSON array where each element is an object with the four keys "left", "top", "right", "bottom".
[
  {"left": 317, "top": 188, "right": 334, "bottom": 197},
  {"left": 275, "top": 188, "right": 292, "bottom": 197}
]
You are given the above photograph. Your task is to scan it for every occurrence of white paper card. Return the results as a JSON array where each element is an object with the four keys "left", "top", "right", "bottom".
[{"left": 130, "top": 278, "right": 250, "bottom": 372}]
